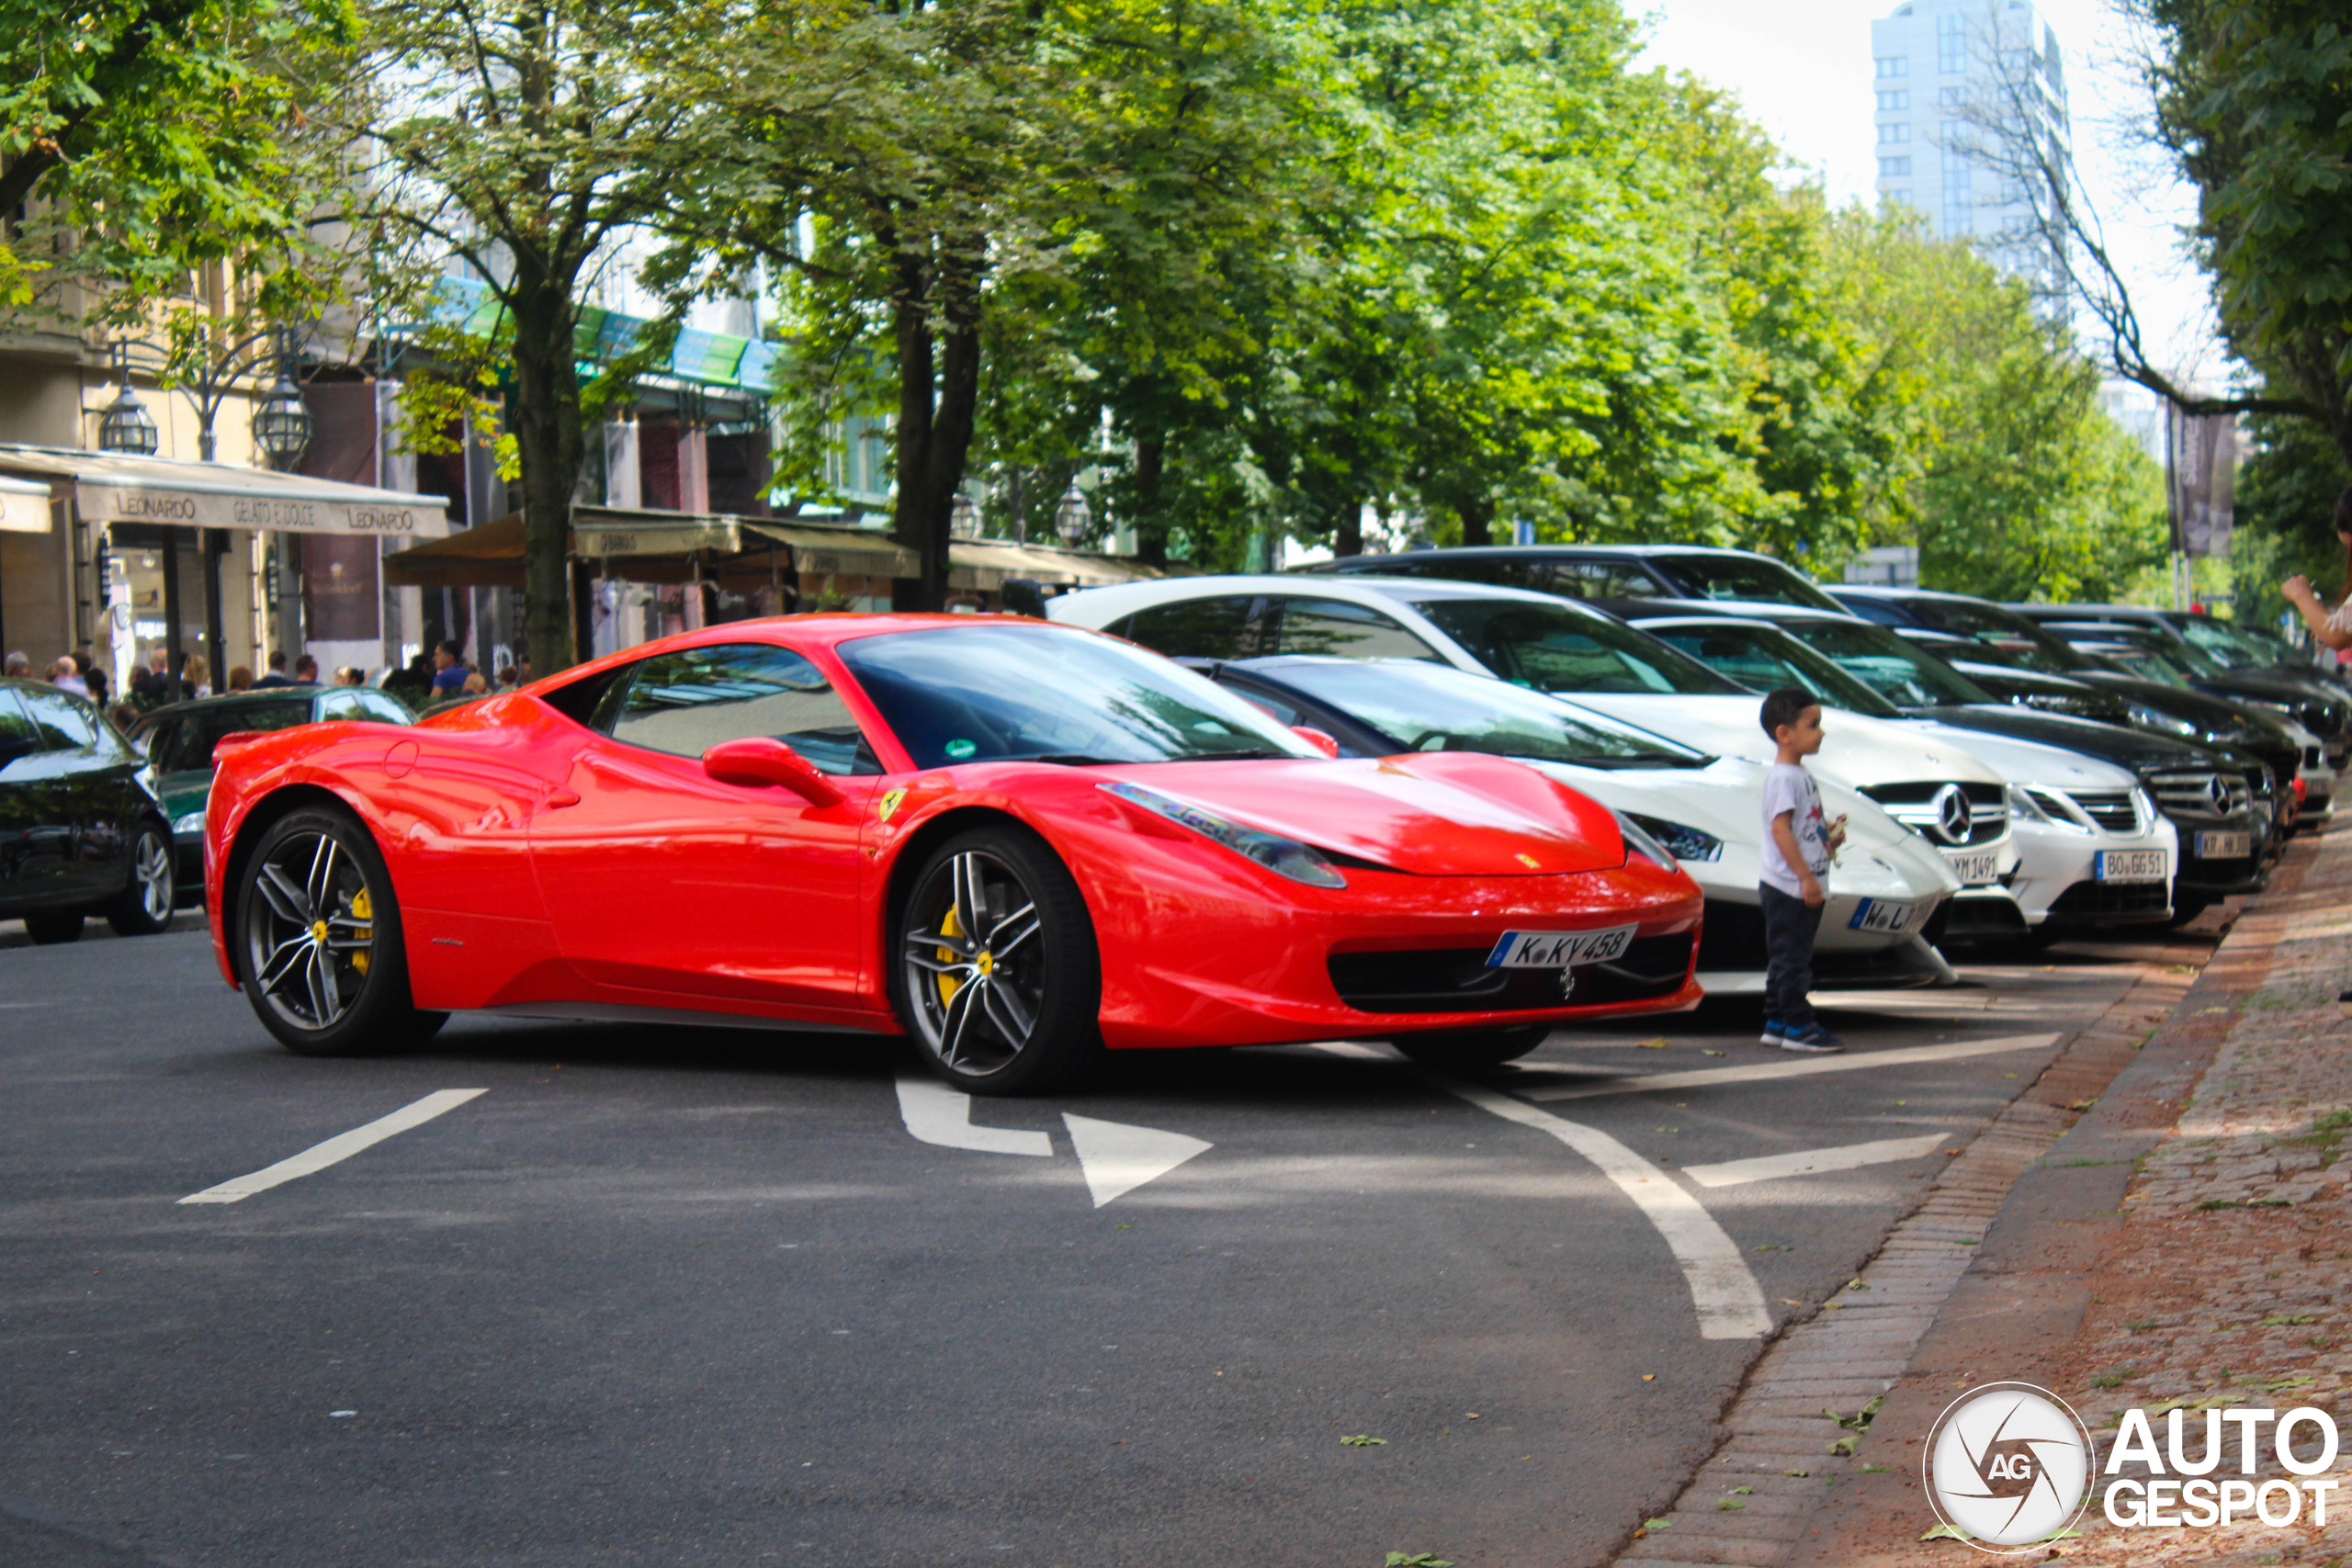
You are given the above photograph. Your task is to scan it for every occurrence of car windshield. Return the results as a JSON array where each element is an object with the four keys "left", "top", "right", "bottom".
[
  {"left": 1640, "top": 554, "right": 1848, "bottom": 612},
  {"left": 1253, "top": 659, "right": 1710, "bottom": 768},
  {"left": 150, "top": 699, "right": 315, "bottom": 773},
  {"left": 1770, "top": 619, "right": 1996, "bottom": 708},
  {"left": 1640, "top": 622, "right": 1903, "bottom": 717},
  {"left": 1905, "top": 598, "right": 2093, "bottom": 672},
  {"left": 1408, "top": 597, "right": 1746, "bottom": 695},
  {"left": 2171, "top": 615, "right": 2295, "bottom": 668},
  {"left": 2055, "top": 625, "right": 2224, "bottom": 681},
  {"left": 838, "top": 624, "right": 1319, "bottom": 768}
]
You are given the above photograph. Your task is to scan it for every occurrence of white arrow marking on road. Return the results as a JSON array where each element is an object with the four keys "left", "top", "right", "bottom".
[
  {"left": 178, "top": 1089, "right": 488, "bottom": 1204},
  {"left": 1062, "top": 1113, "right": 1213, "bottom": 1208},
  {"left": 893, "top": 1076, "right": 1052, "bottom": 1156},
  {"left": 1515, "top": 1032, "right": 2060, "bottom": 1102},
  {"left": 1681, "top": 1132, "right": 1954, "bottom": 1189}
]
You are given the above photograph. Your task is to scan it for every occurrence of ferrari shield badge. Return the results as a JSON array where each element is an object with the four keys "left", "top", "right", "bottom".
[{"left": 877, "top": 787, "right": 909, "bottom": 823}]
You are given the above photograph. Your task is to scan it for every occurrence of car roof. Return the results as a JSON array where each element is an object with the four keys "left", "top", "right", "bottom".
[
  {"left": 1050, "top": 572, "right": 1582, "bottom": 620},
  {"left": 1326, "top": 543, "right": 1784, "bottom": 562},
  {"left": 128, "top": 687, "right": 327, "bottom": 725},
  {"left": 1622, "top": 598, "right": 1860, "bottom": 625}
]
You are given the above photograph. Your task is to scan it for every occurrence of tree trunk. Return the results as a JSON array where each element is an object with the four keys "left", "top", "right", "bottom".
[
  {"left": 509, "top": 276, "right": 584, "bottom": 679},
  {"left": 1334, "top": 497, "right": 1363, "bottom": 558},
  {"left": 1134, "top": 434, "right": 1167, "bottom": 567},
  {"left": 887, "top": 243, "right": 983, "bottom": 612}
]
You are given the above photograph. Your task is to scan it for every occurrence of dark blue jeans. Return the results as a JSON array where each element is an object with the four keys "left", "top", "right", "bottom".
[{"left": 1759, "top": 883, "right": 1823, "bottom": 1028}]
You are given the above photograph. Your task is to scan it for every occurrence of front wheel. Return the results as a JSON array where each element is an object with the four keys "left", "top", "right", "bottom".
[
  {"left": 235, "top": 808, "right": 447, "bottom": 1056},
  {"left": 892, "top": 828, "right": 1102, "bottom": 1095},
  {"left": 1391, "top": 1024, "right": 1552, "bottom": 1070},
  {"left": 107, "top": 820, "right": 175, "bottom": 936}
]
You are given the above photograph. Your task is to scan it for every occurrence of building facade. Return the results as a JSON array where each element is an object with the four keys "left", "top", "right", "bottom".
[{"left": 1871, "top": 0, "right": 2070, "bottom": 294}]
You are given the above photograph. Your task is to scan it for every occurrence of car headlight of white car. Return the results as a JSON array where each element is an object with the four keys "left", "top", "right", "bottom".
[
  {"left": 2008, "top": 785, "right": 2094, "bottom": 834},
  {"left": 1623, "top": 812, "right": 1723, "bottom": 863}
]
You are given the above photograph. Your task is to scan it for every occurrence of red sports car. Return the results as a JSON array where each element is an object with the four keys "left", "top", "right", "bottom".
[{"left": 204, "top": 616, "right": 1702, "bottom": 1092}]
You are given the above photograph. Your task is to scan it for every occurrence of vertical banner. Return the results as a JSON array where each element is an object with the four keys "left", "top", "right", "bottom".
[
  {"left": 2166, "top": 405, "right": 2238, "bottom": 558},
  {"left": 304, "top": 533, "right": 382, "bottom": 642}
]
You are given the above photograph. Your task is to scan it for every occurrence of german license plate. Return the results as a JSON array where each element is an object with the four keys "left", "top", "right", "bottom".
[
  {"left": 2095, "top": 849, "right": 2168, "bottom": 883},
  {"left": 1848, "top": 898, "right": 1922, "bottom": 934},
  {"left": 1486, "top": 925, "right": 1637, "bottom": 969},
  {"left": 1942, "top": 847, "right": 2001, "bottom": 886},
  {"left": 2195, "top": 830, "right": 2252, "bottom": 860}
]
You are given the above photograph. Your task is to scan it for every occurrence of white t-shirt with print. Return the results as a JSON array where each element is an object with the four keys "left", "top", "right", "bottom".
[{"left": 1759, "top": 762, "right": 1831, "bottom": 897}]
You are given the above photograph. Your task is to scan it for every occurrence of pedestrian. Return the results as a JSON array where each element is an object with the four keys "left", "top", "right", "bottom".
[
  {"left": 494, "top": 663, "right": 519, "bottom": 690},
  {"left": 108, "top": 701, "right": 140, "bottom": 734},
  {"left": 383, "top": 652, "right": 433, "bottom": 706},
  {"left": 334, "top": 665, "right": 364, "bottom": 686},
  {"left": 460, "top": 671, "right": 488, "bottom": 695},
  {"left": 2280, "top": 484, "right": 2352, "bottom": 1009},
  {"left": 130, "top": 649, "right": 170, "bottom": 699},
  {"left": 429, "top": 638, "right": 471, "bottom": 697},
  {"left": 4, "top": 650, "right": 29, "bottom": 678},
  {"left": 291, "top": 654, "right": 319, "bottom": 684},
  {"left": 1758, "top": 687, "right": 1848, "bottom": 1055},
  {"left": 185, "top": 653, "right": 211, "bottom": 698},
  {"left": 74, "top": 648, "right": 107, "bottom": 707},
  {"left": 49, "top": 656, "right": 90, "bottom": 698},
  {"left": 226, "top": 665, "right": 254, "bottom": 692},
  {"left": 252, "top": 650, "right": 293, "bottom": 688}
]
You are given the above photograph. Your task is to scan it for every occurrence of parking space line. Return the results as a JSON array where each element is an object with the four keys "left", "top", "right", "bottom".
[
  {"left": 1515, "top": 1032, "right": 2060, "bottom": 1101},
  {"left": 893, "top": 1076, "right": 1052, "bottom": 1156},
  {"left": 1313, "top": 1043, "right": 1770, "bottom": 1339},
  {"left": 177, "top": 1089, "right": 489, "bottom": 1204},
  {"left": 1680, "top": 1132, "right": 1953, "bottom": 1189}
]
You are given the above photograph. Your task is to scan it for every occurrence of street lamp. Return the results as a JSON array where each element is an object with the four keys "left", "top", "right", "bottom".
[
  {"left": 96, "top": 343, "right": 160, "bottom": 456},
  {"left": 949, "top": 490, "right": 980, "bottom": 539},
  {"left": 1053, "top": 480, "right": 1092, "bottom": 547},
  {"left": 250, "top": 328, "right": 312, "bottom": 471}
]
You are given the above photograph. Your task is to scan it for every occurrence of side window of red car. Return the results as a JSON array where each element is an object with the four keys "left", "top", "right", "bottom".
[{"left": 606, "top": 644, "right": 882, "bottom": 774}]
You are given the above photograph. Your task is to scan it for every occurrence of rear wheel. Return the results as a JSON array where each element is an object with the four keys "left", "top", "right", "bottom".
[
  {"left": 22, "top": 911, "right": 83, "bottom": 945},
  {"left": 1391, "top": 1023, "right": 1552, "bottom": 1070},
  {"left": 892, "top": 828, "right": 1101, "bottom": 1095},
  {"left": 235, "top": 808, "right": 446, "bottom": 1056},
  {"left": 107, "top": 821, "right": 175, "bottom": 936}
]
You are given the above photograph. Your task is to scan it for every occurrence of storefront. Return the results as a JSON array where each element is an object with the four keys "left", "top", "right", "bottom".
[{"left": 0, "top": 444, "right": 450, "bottom": 697}]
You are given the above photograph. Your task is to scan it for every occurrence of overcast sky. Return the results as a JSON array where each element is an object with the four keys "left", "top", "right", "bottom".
[{"left": 1634, "top": 0, "right": 2224, "bottom": 383}]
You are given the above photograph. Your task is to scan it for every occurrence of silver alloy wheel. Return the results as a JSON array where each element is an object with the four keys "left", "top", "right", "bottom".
[
  {"left": 243, "top": 830, "right": 375, "bottom": 1032},
  {"left": 132, "top": 831, "right": 173, "bottom": 923},
  {"left": 901, "top": 849, "right": 1047, "bottom": 1078}
]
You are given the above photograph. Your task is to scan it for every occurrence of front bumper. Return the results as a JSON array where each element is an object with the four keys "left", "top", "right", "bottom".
[{"left": 2007, "top": 816, "right": 2177, "bottom": 928}]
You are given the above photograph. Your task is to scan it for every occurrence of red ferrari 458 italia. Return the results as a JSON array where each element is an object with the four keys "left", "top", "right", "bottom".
[{"left": 203, "top": 616, "right": 1702, "bottom": 1091}]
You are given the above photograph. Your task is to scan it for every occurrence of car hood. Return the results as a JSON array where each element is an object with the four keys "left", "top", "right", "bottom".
[
  {"left": 1898, "top": 719, "right": 2139, "bottom": 788},
  {"left": 1097, "top": 753, "right": 1627, "bottom": 876},
  {"left": 1907, "top": 706, "right": 2222, "bottom": 775},
  {"left": 1565, "top": 694, "right": 2006, "bottom": 792},
  {"left": 2068, "top": 675, "right": 2299, "bottom": 741}
]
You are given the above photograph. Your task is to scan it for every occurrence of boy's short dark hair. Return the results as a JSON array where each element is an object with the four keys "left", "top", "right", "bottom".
[{"left": 1759, "top": 686, "right": 1818, "bottom": 739}]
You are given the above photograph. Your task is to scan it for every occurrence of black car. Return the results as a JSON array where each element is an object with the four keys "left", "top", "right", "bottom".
[
  {"left": 1299, "top": 543, "right": 1856, "bottom": 613},
  {"left": 125, "top": 685, "right": 415, "bottom": 899},
  {"left": 2005, "top": 603, "right": 2352, "bottom": 749},
  {"left": 0, "top": 678, "right": 176, "bottom": 943},
  {"left": 1623, "top": 605, "right": 2277, "bottom": 921},
  {"left": 1830, "top": 586, "right": 2338, "bottom": 787}
]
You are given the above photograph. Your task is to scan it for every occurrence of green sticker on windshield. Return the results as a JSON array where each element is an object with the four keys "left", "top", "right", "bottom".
[{"left": 944, "top": 739, "right": 977, "bottom": 760}]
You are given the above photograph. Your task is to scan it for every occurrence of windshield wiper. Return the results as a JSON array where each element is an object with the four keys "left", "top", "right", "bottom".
[
  {"left": 1188, "top": 746, "right": 1287, "bottom": 761},
  {"left": 1006, "top": 752, "right": 1130, "bottom": 766}
]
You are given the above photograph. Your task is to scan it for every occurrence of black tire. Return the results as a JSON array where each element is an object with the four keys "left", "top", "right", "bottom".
[
  {"left": 2162, "top": 897, "right": 2212, "bottom": 931},
  {"left": 107, "top": 819, "right": 175, "bottom": 937},
  {"left": 1391, "top": 1024, "right": 1553, "bottom": 1070},
  {"left": 233, "top": 807, "right": 447, "bottom": 1056},
  {"left": 22, "top": 911, "right": 84, "bottom": 945},
  {"left": 890, "top": 826, "right": 1102, "bottom": 1095}
]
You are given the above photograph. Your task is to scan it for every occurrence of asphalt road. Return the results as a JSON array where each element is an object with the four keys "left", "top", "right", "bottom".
[{"left": 0, "top": 915, "right": 2207, "bottom": 1568}]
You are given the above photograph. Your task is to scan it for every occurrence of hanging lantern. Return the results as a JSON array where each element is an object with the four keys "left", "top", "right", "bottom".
[
  {"left": 1053, "top": 480, "right": 1092, "bottom": 547},
  {"left": 250, "top": 328, "right": 312, "bottom": 468},
  {"left": 96, "top": 344, "right": 160, "bottom": 456}
]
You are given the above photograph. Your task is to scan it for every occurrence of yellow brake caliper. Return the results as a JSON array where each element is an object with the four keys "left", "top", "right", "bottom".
[
  {"left": 349, "top": 887, "right": 373, "bottom": 975},
  {"left": 935, "top": 906, "right": 971, "bottom": 1008}
]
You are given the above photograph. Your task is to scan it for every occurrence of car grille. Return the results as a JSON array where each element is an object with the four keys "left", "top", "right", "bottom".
[
  {"left": 1857, "top": 781, "right": 2008, "bottom": 846},
  {"left": 2148, "top": 770, "right": 2252, "bottom": 820},
  {"left": 1328, "top": 933, "right": 1693, "bottom": 1013},
  {"left": 2059, "top": 788, "right": 2142, "bottom": 832},
  {"left": 2046, "top": 881, "right": 2172, "bottom": 922}
]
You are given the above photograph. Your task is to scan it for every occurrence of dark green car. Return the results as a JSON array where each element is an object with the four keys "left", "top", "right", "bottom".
[{"left": 125, "top": 686, "right": 414, "bottom": 902}]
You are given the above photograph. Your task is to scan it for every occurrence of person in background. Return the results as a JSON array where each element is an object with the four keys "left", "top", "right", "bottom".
[
  {"left": 253, "top": 650, "right": 293, "bottom": 688},
  {"left": 1757, "top": 686, "right": 1848, "bottom": 1055},
  {"left": 4, "top": 651, "right": 31, "bottom": 678},
  {"left": 73, "top": 648, "right": 108, "bottom": 707},
  {"left": 49, "top": 656, "right": 90, "bottom": 697},
  {"left": 334, "top": 666, "right": 365, "bottom": 686},
  {"left": 383, "top": 652, "right": 433, "bottom": 706},
  {"left": 226, "top": 665, "right": 254, "bottom": 692},
  {"left": 184, "top": 653, "right": 212, "bottom": 698},
  {"left": 130, "top": 649, "right": 170, "bottom": 699},
  {"left": 460, "top": 671, "right": 489, "bottom": 695},
  {"left": 2281, "top": 482, "right": 2352, "bottom": 1010},
  {"left": 292, "top": 654, "right": 319, "bottom": 683},
  {"left": 430, "top": 638, "right": 472, "bottom": 697},
  {"left": 108, "top": 701, "right": 141, "bottom": 735},
  {"left": 494, "top": 664, "right": 520, "bottom": 690}
]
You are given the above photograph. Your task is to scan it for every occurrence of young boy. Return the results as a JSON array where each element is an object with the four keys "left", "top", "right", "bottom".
[{"left": 1758, "top": 688, "right": 1848, "bottom": 1054}]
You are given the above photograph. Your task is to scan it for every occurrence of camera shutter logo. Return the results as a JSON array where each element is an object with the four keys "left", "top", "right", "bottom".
[{"left": 1922, "top": 1382, "right": 2093, "bottom": 1551}]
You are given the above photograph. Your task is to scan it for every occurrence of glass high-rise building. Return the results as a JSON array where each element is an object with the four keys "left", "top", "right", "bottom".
[{"left": 1871, "top": 0, "right": 2070, "bottom": 292}]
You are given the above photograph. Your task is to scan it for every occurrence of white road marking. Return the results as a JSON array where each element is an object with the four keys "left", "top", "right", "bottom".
[
  {"left": 1516, "top": 1033, "right": 2060, "bottom": 1101},
  {"left": 1062, "top": 1114, "right": 1213, "bottom": 1208},
  {"left": 893, "top": 1077, "right": 1051, "bottom": 1156},
  {"left": 1311, "top": 1043, "right": 1770, "bottom": 1339},
  {"left": 178, "top": 1089, "right": 488, "bottom": 1204},
  {"left": 1680, "top": 1133, "right": 1954, "bottom": 1189}
]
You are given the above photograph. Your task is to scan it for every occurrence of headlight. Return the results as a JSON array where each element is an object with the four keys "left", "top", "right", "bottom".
[
  {"left": 2009, "top": 786, "right": 2091, "bottom": 833},
  {"left": 172, "top": 809, "right": 206, "bottom": 835},
  {"left": 1099, "top": 782, "right": 1346, "bottom": 888},
  {"left": 1623, "top": 812, "right": 1722, "bottom": 863},
  {"left": 2127, "top": 703, "right": 2201, "bottom": 739}
]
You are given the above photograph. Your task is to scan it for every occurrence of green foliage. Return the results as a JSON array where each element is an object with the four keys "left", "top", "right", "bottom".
[{"left": 2228, "top": 412, "right": 2351, "bottom": 626}]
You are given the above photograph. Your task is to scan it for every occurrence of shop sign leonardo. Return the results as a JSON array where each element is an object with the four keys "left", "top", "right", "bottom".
[{"left": 80, "top": 481, "right": 448, "bottom": 538}]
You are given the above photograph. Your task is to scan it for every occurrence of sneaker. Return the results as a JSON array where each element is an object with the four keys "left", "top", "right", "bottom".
[
  {"left": 1780, "top": 1022, "right": 1847, "bottom": 1055},
  {"left": 1759, "top": 1019, "right": 1787, "bottom": 1046}
]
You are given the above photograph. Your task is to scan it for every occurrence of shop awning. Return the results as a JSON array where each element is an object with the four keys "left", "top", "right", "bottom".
[
  {"left": 0, "top": 474, "right": 51, "bottom": 534},
  {"left": 747, "top": 522, "right": 918, "bottom": 579},
  {"left": 0, "top": 444, "right": 452, "bottom": 539},
  {"left": 379, "top": 514, "right": 529, "bottom": 588},
  {"left": 947, "top": 539, "right": 1170, "bottom": 590}
]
